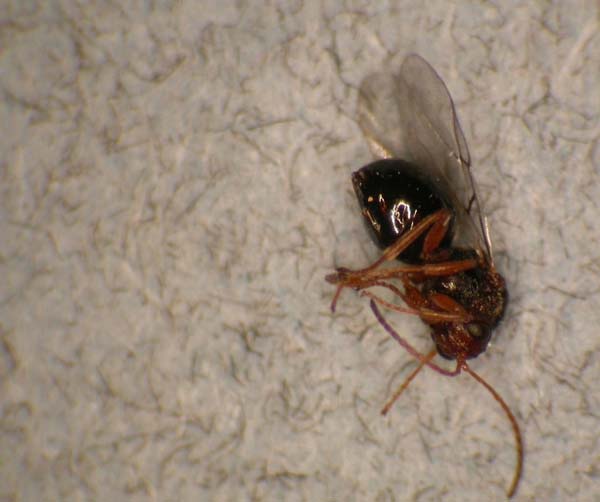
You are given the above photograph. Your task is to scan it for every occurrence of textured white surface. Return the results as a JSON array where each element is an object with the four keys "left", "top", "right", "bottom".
[{"left": 1, "top": 1, "right": 600, "bottom": 501}]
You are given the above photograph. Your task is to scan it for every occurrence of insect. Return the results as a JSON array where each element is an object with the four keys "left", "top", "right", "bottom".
[{"left": 325, "top": 54, "right": 523, "bottom": 498}]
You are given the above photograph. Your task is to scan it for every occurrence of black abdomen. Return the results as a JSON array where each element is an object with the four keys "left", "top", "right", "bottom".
[{"left": 352, "top": 159, "right": 454, "bottom": 263}]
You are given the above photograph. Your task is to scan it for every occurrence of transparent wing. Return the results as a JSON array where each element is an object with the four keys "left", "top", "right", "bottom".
[
  {"left": 357, "top": 72, "right": 407, "bottom": 159},
  {"left": 357, "top": 54, "right": 493, "bottom": 262}
]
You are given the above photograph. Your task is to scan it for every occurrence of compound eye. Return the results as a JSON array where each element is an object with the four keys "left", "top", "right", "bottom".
[{"left": 466, "top": 323, "right": 485, "bottom": 338}]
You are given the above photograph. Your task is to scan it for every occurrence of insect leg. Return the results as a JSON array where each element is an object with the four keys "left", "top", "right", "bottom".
[
  {"left": 326, "top": 209, "right": 452, "bottom": 311},
  {"left": 361, "top": 284, "right": 470, "bottom": 324},
  {"left": 421, "top": 209, "right": 452, "bottom": 258},
  {"left": 369, "top": 300, "right": 461, "bottom": 377}
]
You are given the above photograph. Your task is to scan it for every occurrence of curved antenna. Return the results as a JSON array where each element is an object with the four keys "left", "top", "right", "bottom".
[
  {"left": 370, "top": 300, "right": 523, "bottom": 498},
  {"left": 462, "top": 363, "right": 523, "bottom": 499}
]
